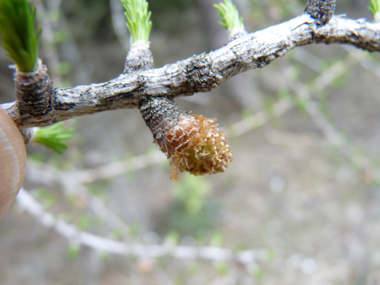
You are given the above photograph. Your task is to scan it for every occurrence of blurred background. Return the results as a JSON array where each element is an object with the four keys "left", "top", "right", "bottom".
[{"left": 2, "top": 0, "right": 380, "bottom": 284}]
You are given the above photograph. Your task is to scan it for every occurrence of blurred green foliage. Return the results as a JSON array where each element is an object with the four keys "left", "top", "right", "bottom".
[
  {"left": 34, "top": 187, "right": 58, "bottom": 210},
  {"left": 161, "top": 175, "right": 220, "bottom": 237},
  {"left": 67, "top": 243, "right": 80, "bottom": 259},
  {"left": 62, "top": 0, "right": 112, "bottom": 43},
  {"left": 214, "top": 261, "right": 228, "bottom": 275},
  {"left": 164, "top": 230, "right": 180, "bottom": 245},
  {"left": 149, "top": 0, "right": 196, "bottom": 33}
]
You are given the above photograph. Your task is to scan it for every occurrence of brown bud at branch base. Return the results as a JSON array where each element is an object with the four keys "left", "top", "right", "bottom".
[{"left": 140, "top": 97, "right": 233, "bottom": 181}]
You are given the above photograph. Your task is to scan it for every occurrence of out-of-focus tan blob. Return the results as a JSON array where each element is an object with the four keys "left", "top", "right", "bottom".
[{"left": 0, "top": 106, "right": 26, "bottom": 220}]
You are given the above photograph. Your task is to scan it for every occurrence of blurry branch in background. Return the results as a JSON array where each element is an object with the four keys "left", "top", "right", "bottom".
[
  {"left": 36, "top": 0, "right": 91, "bottom": 85},
  {"left": 76, "top": 151, "right": 165, "bottom": 184},
  {"left": 26, "top": 165, "right": 133, "bottom": 239},
  {"left": 17, "top": 187, "right": 319, "bottom": 272},
  {"left": 17, "top": 188, "right": 143, "bottom": 254},
  {"left": 342, "top": 45, "right": 380, "bottom": 79},
  {"left": 280, "top": 48, "right": 380, "bottom": 182},
  {"left": 302, "top": 101, "right": 380, "bottom": 180},
  {"left": 228, "top": 49, "right": 363, "bottom": 137},
  {"left": 17, "top": 187, "right": 265, "bottom": 261},
  {"left": 32, "top": 0, "right": 63, "bottom": 86}
]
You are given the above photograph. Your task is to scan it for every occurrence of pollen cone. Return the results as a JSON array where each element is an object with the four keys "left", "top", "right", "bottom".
[{"left": 140, "top": 97, "right": 233, "bottom": 181}]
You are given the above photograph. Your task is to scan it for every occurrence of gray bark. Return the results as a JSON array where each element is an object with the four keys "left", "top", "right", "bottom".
[{"left": 2, "top": 14, "right": 380, "bottom": 128}]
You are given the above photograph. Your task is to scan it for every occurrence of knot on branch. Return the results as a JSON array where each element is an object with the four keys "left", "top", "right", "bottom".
[
  {"left": 305, "top": 0, "right": 336, "bottom": 25},
  {"left": 185, "top": 53, "right": 219, "bottom": 93},
  {"left": 15, "top": 60, "right": 53, "bottom": 117}
]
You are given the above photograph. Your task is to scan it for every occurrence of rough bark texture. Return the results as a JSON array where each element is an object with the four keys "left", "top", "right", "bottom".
[
  {"left": 2, "top": 14, "right": 380, "bottom": 129},
  {"left": 305, "top": 0, "right": 336, "bottom": 24},
  {"left": 140, "top": 97, "right": 183, "bottom": 143},
  {"left": 124, "top": 44, "right": 154, "bottom": 74},
  {"left": 14, "top": 60, "right": 53, "bottom": 119}
]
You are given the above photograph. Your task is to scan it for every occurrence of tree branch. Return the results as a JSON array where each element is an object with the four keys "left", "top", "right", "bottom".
[
  {"left": 2, "top": 14, "right": 380, "bottom": 128},
  {"left": 16, "top": 186, "right": 318, "bottom": 268}
]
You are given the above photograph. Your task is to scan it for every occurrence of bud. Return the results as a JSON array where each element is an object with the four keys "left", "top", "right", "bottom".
[
  {"left": 15, "top": 59, "right": 53, "bottom": 117},
  {"left": 140, "top": 97, "right": 233, "bottom": 181}
]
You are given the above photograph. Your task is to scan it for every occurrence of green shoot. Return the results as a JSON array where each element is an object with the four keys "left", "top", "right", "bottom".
[
  {"left": 32, "top": 122, "right": 74, "bottom": 154},
  {"left": 0, "top": 0, "right": 42, "bottom": 72},
  {"left": 121, "top": 0, "right": 152, "bottom": 45},
  {"left": 214, "top": 0, "right": 244, "bottom": 33},
  {"left": 369, "top": 0, "right": 380, "bottom": 21}
]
